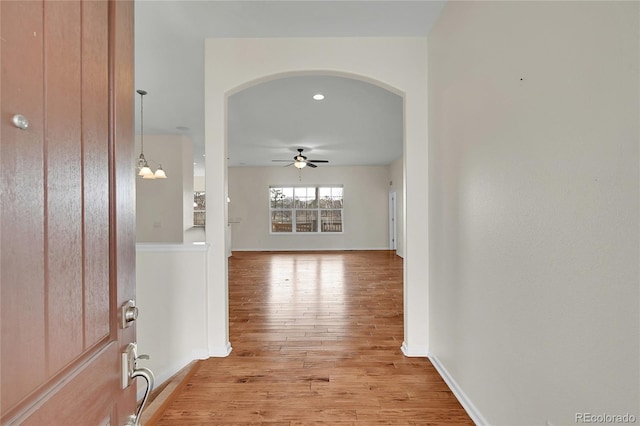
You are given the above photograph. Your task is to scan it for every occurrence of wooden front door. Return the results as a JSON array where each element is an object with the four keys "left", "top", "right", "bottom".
[{"left": 1, "top": 0, "right": 137, "bottom": 424}]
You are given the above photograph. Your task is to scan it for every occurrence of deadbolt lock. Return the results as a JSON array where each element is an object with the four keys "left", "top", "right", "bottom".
[{"left": 121, "top": 300, "right": 139, "bottom": 328}]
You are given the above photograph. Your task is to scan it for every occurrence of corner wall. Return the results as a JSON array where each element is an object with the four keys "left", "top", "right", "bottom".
[
  {"left": 136, "top": 244, "right": 209, "bottom": 393},
  {"left": 428, "top": 2, "right": 639, "bottom": 424}
]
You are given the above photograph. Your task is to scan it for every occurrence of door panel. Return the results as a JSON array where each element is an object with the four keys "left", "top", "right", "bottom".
[
  {"left": 0, "top": 0, "right": 136, "bottom": 423},
  {"left": 82, "top": 0, "right": 111, "bottom": 348},
  {"left": 45, "top": 0, "right": 84, "bottom": 373},
  {"left": 21, "top": 344, "right": 119, "bottom": 426},
  {"left": 0, "top": 0, "right": 47, "bottom": 411}
]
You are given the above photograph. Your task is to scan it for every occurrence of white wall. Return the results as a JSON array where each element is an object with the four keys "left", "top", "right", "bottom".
[
  {"left": 194, "top": 175, "right": 205, "bottom": 192},
  {"left": 229, "top": 165, "right": 390, "bottom": 251},
  {"left": 136, "top": 134, "right": 194, "bottom": 242},
  {"left": 428, "top": 2, "right": 639, "bottom": 424},
  {"left": 205, "top": 37, "right": 429, "bottom": 357},
  {"left": 136, "top": 244, "right": 210, "bottom": 392},
  {"left": 182, "top": 139, "right": 194, "bottom": 231},
  {"left": 389, "top": 156, "right": 405, "bottom": 257}
]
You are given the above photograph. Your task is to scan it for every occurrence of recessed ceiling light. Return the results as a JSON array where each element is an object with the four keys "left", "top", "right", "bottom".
[{"left": 313, "top": 93, "right": 325, "bottom": 101}]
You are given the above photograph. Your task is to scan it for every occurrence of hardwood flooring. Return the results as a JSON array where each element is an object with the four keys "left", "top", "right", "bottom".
[{"left": 154, "top": 251, "right": 472, "bottom": 425}]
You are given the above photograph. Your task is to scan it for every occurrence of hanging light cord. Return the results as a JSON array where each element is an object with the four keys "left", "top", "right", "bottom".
[{"left": 137, "top": 89, "right": 147, "bottom": 158}]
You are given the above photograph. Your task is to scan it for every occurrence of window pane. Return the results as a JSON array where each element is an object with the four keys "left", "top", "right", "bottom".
[
  {"left": 296, "top": 210, "right": 317, "bottom": 232},
  {"left": 321, "top": 210, "right": 342, "bottom": 232},
  {"left": 194, "top": 211, "right": 205, "bottom": 226},
  {"left": 319, "top": 187, "right": 343, "bottom": 208},
  {"left": 332, "top": 187, "right": 343, "bottom": 208},
  {"left": 271, "top": 210, "right": 292, "bottom": 232},
  {"left": 294, "top": 187, "right": 317, "bottom": 209},
  {"left": 194, "top": 191, "right": 206, "bottom": 226},
  {"left": 270, "top": 187, "right": 293, "bottom": 209}
]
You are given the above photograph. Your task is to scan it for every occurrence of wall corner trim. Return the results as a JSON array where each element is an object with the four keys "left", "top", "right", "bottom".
[
  {"left": 428, "top": 355, "right": 489, "bottom": 426},
  {"left": 209, "top": 342, "right": 232, "bottom": 357},
  {"left": 401, "top": 341, "right": 428, "bottom": 357},
  {"left": 192, "top": 348, "right": 210, "bottom": 360}
]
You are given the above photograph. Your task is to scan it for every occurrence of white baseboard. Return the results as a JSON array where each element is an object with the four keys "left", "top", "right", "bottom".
[
  {"left": 136, "top": 243, "right": 209, "bottom": 252},
  {"left": 209, "top": 341, "right": 232, "bottom": 357},
  {"left": 428, "top": 355, "right": 489, "bottom": 426},
  {"left": 401, "top": 341, "right": 429, "bottom": 357},
  {"left": 136, "top": 352, "right": 205, "bottom": 401},
  {"left": 192, "top": 348, "right": 210, "bottom": 360}
]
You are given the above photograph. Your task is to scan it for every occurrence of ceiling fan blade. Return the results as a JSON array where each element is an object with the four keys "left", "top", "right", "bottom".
[
  {"left": 274, "top": 149, "right": 325, "bottom": 168},
  {"left": 282, "top": 163, "right": 294, "bottom": 167}
]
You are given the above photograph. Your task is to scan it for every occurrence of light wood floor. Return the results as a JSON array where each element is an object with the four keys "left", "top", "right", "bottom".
[{"left": 154, "top": 251, "right": 472, "bottom": 425}]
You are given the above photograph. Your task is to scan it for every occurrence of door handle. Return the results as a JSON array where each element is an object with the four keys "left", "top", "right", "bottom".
[
  {"left": 122, "top": 343, "right": 155, "bottom": 426},
  {"left": 126, "top": 366, "right": 154, "bottom": 426}
]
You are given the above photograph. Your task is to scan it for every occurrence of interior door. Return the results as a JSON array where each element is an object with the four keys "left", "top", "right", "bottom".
[{"left": 1, "top": 0, "right": 137, "bottom": 424}]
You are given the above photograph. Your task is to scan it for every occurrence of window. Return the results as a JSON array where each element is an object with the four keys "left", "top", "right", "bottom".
[
  {"left": 194, "top": 191, "right": 205, "bottom": 226},
  {"left": 270, "top": 186, "right": 343, "bottom": 233}
]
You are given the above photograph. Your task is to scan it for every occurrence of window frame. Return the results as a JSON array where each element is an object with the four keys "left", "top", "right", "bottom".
[{"left": 269, "top": 185, "right": 344, "bottom": 235}]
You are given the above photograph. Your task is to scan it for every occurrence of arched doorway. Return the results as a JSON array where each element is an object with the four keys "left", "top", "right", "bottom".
[{"left": 204, "top": 38, "right": 429, "bottom": 357}]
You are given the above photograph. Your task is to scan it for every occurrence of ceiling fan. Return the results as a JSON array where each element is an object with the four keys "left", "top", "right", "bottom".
[{"left": 272, "top": 148, "right": 329, "bottom": 169}]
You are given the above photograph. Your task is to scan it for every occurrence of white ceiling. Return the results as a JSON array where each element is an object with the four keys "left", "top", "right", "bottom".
[
  {"left": 228, "top": 75, "right": 403, "bottom": 167},
  {"left": 134, "top": 1, "right": 446, "bottom": 174}
]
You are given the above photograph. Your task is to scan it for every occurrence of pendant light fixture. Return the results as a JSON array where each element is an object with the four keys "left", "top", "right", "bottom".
[{"left": 136, "top": 89, "right": 167, "bottom": 179}]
